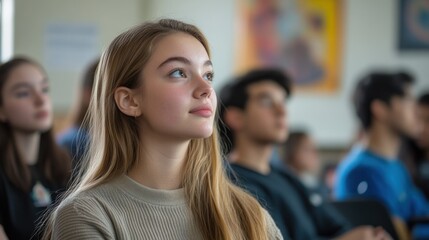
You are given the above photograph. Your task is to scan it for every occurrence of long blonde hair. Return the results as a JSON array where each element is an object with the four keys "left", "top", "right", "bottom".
[{"left": 44, "top": 19, "right": 269, "bottom": 240}]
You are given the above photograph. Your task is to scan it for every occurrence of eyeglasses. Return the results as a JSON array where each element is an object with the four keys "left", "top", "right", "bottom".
[{"left": 249, "top": 94, "right": 287, "bottom": 109}]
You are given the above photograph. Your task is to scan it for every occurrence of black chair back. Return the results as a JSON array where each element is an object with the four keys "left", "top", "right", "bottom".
[{"left": 331, "top": 199, "right": 399, "bottom": 240}]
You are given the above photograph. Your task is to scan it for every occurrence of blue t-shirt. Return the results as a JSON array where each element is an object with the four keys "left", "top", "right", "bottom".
[
  {"left": 334, "top": 146, "right": 429, "bottom": 238},
  {"left": 57, "top": 127, "right": 89, "bottom": 164}
]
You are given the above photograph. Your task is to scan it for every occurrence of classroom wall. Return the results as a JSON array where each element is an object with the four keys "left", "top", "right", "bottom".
[
  {"left": 13, "top": 0, "right": 429, "bottom": 147},
  {"left": 14, "top": 0, "right": 146, "bottom": 112}
]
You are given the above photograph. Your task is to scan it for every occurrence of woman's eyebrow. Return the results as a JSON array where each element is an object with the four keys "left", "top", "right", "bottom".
[
  {"left": 10, "top": 78, "right": 48, "bottom": 91},
  {"left": 157, "top": 57, "right": 212, "bottom": 69},
  {"left": 158, "top": 56, "right": 191, "bottom": 69},
  {"left": 204, "top": 60, "right": 213, "bottom": 67},
  {"left": 10, "top": 82, "right": 31, "bottom": 91}
]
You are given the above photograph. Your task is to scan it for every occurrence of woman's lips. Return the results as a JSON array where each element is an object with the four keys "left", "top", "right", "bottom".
[
  {"left": 35, "top": 110, "right": 49, "bottom": 119},
  {"left": 190, "top": 106, "right": 213, "bottom": 117}
]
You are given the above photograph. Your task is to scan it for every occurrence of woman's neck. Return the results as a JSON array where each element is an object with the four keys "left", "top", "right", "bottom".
[
  {"left": 127, "top": 132, "right": 189, "bottom": 190},
  {"left": 13, "top": 130, "right": 40, "bottom": 165}
]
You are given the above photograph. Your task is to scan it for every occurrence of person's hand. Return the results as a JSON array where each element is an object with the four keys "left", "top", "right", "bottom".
[{"left": 336, "top": 226, "right": 392, "bottom": 240}]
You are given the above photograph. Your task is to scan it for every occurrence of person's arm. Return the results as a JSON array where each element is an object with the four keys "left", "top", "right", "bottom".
[
  {"left": 0, "top": 225, "right": 8, "bottom": 240},
  {"left": 51, "top": 197, "right": 114, "bottom": 240}
]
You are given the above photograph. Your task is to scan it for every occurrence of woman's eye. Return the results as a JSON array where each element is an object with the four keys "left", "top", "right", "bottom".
[
  {"left": 204, "top": 72, "right": 214, "bottom": 82},
  {"left": 15, "top": 91, "right": 30, "bottom": 98},
  {"left": 169, "top": 69, "right": 186, "bottom": 78}
]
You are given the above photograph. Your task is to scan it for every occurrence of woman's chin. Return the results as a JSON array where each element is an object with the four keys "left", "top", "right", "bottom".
[{"left": 190, "top": 128, "right": 213, "bottom": 139}]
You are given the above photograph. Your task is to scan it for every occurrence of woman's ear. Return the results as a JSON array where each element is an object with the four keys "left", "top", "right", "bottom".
[{"left": 114, "top": 87, "right": 142, "bottom": 117}]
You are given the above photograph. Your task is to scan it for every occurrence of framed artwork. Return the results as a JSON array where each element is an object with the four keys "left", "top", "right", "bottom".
[
  {"left": 235, "top": 0, "right": 343, "bottom": 93},
  {"left": 398, "top": 0, "right": 429, "bottom": 50}
]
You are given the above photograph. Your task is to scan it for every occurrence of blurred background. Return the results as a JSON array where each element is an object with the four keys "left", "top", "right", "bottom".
[{"left": 1, "top": 0, "right": 429, "bottom": 161}]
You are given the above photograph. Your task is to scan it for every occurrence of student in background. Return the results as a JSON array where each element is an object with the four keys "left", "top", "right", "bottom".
[
  {"left": 334, "top": 71, "right": 429, "bottom": 239},
  {"left": 416, "top": 92, "right": 429, "bottom": 163},
  {"left": 57, "top": 59, "right": 98, "bottom": 177},
  {"left": 43, "top": 19, "right": 282, "bottom": 240},
  {"left": 220, "top": 68, "right": 390, "bottom": 240},
  {"left": 0, "top": 57, "right": 71, "bottom": 240},
  {"left": 399, "top": 91, "right": 429, "bottom": 199},
  {"left": 279, "top": 130, "right": 332, "bottom": 198},
  {"left": 414, "top": 92, "right": 429, "bottom": 198}
]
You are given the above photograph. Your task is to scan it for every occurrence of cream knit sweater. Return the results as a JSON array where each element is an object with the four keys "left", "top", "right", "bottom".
[{"left": 51, "top": 175, "right": 283, "bottom": 240}]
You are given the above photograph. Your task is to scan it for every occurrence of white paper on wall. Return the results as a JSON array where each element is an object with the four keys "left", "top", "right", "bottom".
[{"left": 44, "top": 23, "right": 99, "bottom": 71}]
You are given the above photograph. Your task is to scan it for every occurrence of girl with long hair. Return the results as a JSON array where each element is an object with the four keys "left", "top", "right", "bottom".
[
  {"left": 44, "top": 19, "right": 282, "bottom": 240},
  {"left": 0, "top": 57, "right": 71, "bottom": 240}
]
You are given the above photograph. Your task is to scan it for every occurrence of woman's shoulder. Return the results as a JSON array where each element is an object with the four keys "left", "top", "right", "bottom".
[
  {"left": 57, "top": 180, "right": 124, "bottom": 215},
  {"left": 55, "top": 187, "right": 108, "bottom": 219},
  {"left": 54, "top": 184, "right": 120, "bottom": 232},
  {"left": 52, "top": 184, "right": 119, "bottom": 239},
  {"left": 263, "top": 209, "right": 284, "bottom": 240},
  {"left": 55, "top": 175, "right": 140, "bottom": 217}
]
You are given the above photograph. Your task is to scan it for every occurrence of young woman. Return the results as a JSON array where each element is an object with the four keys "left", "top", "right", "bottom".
[
  {"left": 44, "top": 19, "right": 282, "bottom": 240},
  {"left": 0, "top": 57, "right": 71, "bottom": 240}
]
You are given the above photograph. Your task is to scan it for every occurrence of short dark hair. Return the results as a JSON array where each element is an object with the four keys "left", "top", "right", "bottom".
[
  {"left": 218, "top": 68, "right": 292, "bottom": 153},
  {"left": 220, "top": 68, "right": 292, "bottom": 110},
  {"left": 418, "top": 92, "right": 429, "bottom": 106},
  {"left": 353, "top": 71, "right": 415, "bottom": 130}
]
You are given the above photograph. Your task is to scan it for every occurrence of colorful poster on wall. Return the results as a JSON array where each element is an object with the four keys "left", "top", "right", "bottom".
[
  {"left": 398, "top": 0, "right": 429, "bottom": 50},
  {"left": 235, "top": 0, "right": 342, "bottom": 93}
]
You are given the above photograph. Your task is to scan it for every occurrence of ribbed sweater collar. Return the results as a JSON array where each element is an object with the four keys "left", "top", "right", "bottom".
[{"left": 113, "top": 175, "right": 186, "bottom": 206}]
